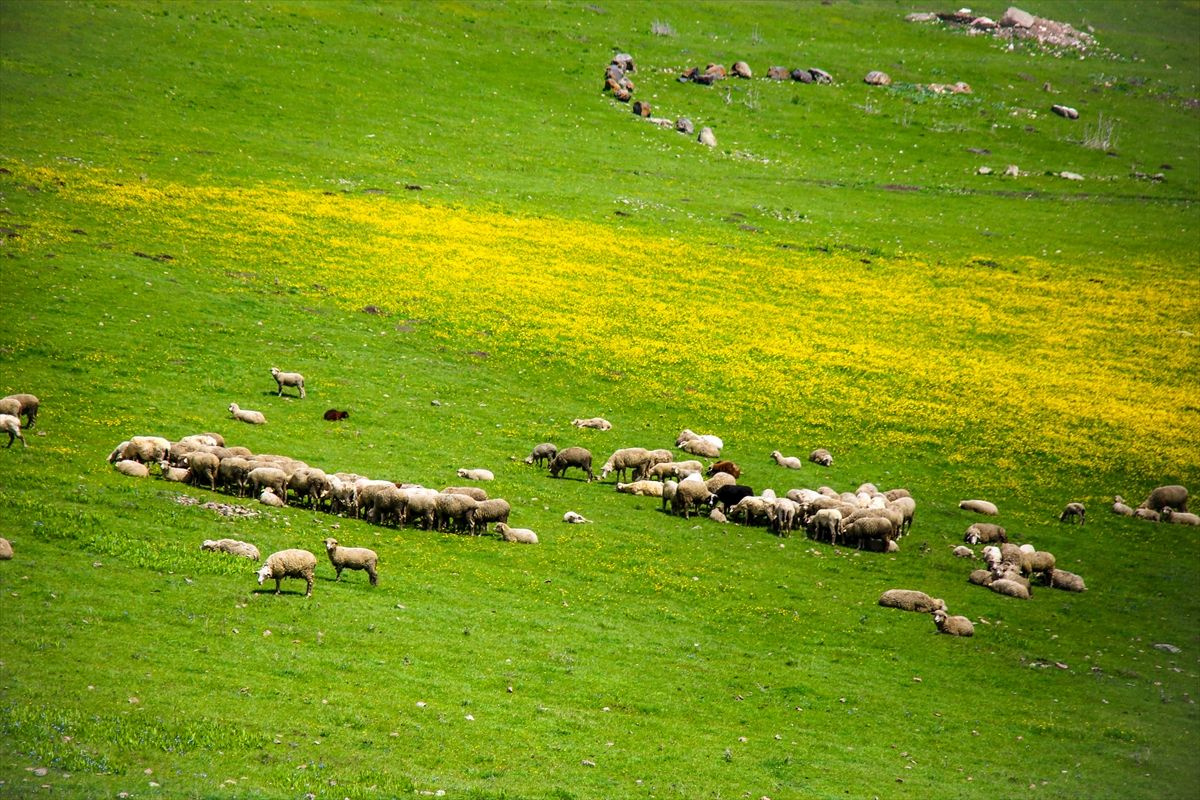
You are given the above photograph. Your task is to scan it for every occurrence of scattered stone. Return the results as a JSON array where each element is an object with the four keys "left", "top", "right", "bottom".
[
  {"left": 1052, "top": 104, "right": 1080, "bottom": 119},
  {"left": 971, "top": 16, "right": 997, "bottom": 29},
  {"left": 632, "top": 100, "right": 651, "bottom": 117},
  {"left": 905, "top": 12, "right": 939, "bottom": 22},
  {"left": 864, "top": 70, "right": 891, "bottom": 86},
  {"left": 999, "top": 6, "right": 1036, "bottom": 29},
  {"left": 611, "top": 53, "right": 635, "bottom": 73},
  {"left": 1004, "top": 164, "right": 1021, "bottom": 176},
  {"left": 732, "top": 61, "right": 752, "bottom": 79},
  {"left": 675, "top": 117, "right": 694, "bottom": 135},
  {"left": 977, "top": 166, "right": 993, "bottom": 175},
  {"left": 1154, "top": 643, "right": 1182, "bottom": 654},
  {"left": 697, "top": 127, "right": 717, "bottom": 147},
  {"left": 1059, "top": 171, "right": 1084, "bottom": 181},
  {"left": 808, "top": 67, "right": 834, "bottom": 84},
  {"left": 967, "top": 147, "right": 991, "bottom": 155},
  {"left": 705, "top": 63, "right": 727, "bottom": 80},
  {"left": 767, "top": 66, "right": 790, "bottom": 80},
  {"left": 791, "top": 68, "right": 814, "bottom": 84},
  {"left": 692, "top": 71, "right": 715, "bottom": 85}
]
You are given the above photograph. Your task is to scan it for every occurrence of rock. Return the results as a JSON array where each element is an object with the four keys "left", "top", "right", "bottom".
[
  {"left": 1052, "top": 104, "right": 1079, "bottom": 119},
  {"left": 632, "top": 100, "right": 651, "bottom": 117},
  {"left": 646, "top": 116, "right": 674, "bottom": 129},
  {"left": 1004, "top": 164, "right": 1020, "bottom": 176},
  {"left": 698, "top": 127, "right": 717, "bottom": 147},
  {"left": 732, "top": 61, "right": 752, "bottom": 79},
  {"left": 679, "top": 66, "right": 699, "bottom": 82},
  {"left": 791, "top": 68, "right": 814, "bottom": 83},
  {"left": 613, "top": 87, "right": 631, "bottom": 102},
  {"left": 905, "top": 12, "right": 939, "bottom": 22},
  {"left": 808, "top": 67, "right": 834, "bottom": 84},
  {"left": 704, "top": 63, "right": 727, "bottom": 79},
  {"left": 766, "top": 66, "right": 790, "bottom": 80},
  {"left": 692, "top": 72, "right": 715, "bottom": 86},
  {"left": 611, "top": 53, "right": 635, "bottom": 73},
  {"left": 1154, "top": 643, "right": 1181, "bottom": 654},
  {"left": 1059, "top": 171, "right": 1084, "bottom": 181},
  {"left": 605, "top": 64, "right": 624, "bottom": 83},
  {"left": 950, "top": 81, "right": 972, "bottom": 94},
  {"left": 977, "top": 166, "right": 993, "bottom": 175},
  {"left": 675, "top": 117, "right": 694, "bottom": 134},
  {"left": 864, "top": 70, "right": 891, "bottom": 86},
  {"left": 972, "top": 16, "right": 997, "bottom": 29},
  {"left": 1000, "top": 6, "right": 1036, "bottom": 28}
]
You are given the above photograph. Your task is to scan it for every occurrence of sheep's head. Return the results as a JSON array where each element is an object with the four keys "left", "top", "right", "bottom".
[
  {"left": 932, "top": 609, "right": 948, "bottom": 623},
  {"left": 932, "top": 598, "right": 947, "bottom": 612},
  {"left": 201, "top": 540, "right": 217, "bottom": 552},
  {"left": 256, "top": 563, "right": 271, "bottom": 584},
  {"left": 270, "top": 367, "right": 280, "bottom": 377},
  {"left": 228, "top": 403, "right": 239, "bottom": 413},
  {"left": 324, "top": 537, "right": 338, "bottom": 551}
]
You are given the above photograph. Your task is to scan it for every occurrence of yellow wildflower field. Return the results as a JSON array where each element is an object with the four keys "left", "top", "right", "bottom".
[{"left": 23, "top": 166, "right": 1200, "bottom": 481}]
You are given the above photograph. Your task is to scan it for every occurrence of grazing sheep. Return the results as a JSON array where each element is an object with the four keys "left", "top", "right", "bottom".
[
  {"left": 323, "top": 408, "right": 349, "bottom": 421},
  {"left": 1060, "top": 502, "right": 1086, "bottom": 524},
  {"left": 1140, "top": 485, "right": 1189, "bottom": 512},
  {"left": 809, "top": 448, "right": 833, "bottom": 467},
  {"left": 1050, "top": 570, "right": 1087, "bottom": 592},
  {"left": 256, "top": 549, "right": 318, "bottom": 596},
  {"left": 324, "top": 537, "right": 378, "bottom": 585},
  {"left": 964, "top": 522, "right": 1007, "bottom": 544},
  {"left": 218, "top": 456, "right": 254, "bottom": 496},
  {"left": 157, "top": 460, "right": 190, "bottom": 482},
  {"left": 989, "top": 579, "right": 1031, "bottom": 599},
  {"left": 769, "top": 450, "right": 803, "bottom": 470},
  {"left": 114, "top": 459, "right": 150, "bottom": 478},
  {"left": 229, "top": 403, "right": 267, "bottom": 425},
  {"left": 524, "top": 442, "right": 558, "bottom": 467},
  {"left": 959, "top": 499, "right": 998, "bottom": 515},
  {"left": 443, "top": 486, "right": 488, "bottom": 502},
  {"left": 289, "top": 468, "right": 332, "bottom": 509},
  {"left": 270, "top": 367, "right": 306, "bottom": 398},
  {"left": 572, "top": 417, "right": 612, "bottom": 431},
  {"left": 0, "top": 414, "right": 28, "bottom": 448},
  {"left": 1112, "top": 495, "right": 1134, "bottom": 516},
  {"left": 601, "top": 447, "right": 653, "bottom": 481},
  {"left": 496, "top": 522, "right": 539, "bottom": 544},
  {"left": 616, "top": 480, "right": 666, "bottom": 497},
  {"left": 259, "top": 488, "right": 285, "bottom": 507},
  {"left": 1, "top": 393, "right": 39, "bottom": 429},
  {"left": 878, "top": 589, "right": 946, "bottom": 613},
  {"left": 887, "top": 496, "right": 916, "bottom": 535},
  {"left": 842, "top": 517, "right": 895, "bottom": 550},
  {"left": 247, "top": 466, "right": 289, "bottom": 502},
  {"left": 645, "top": 460, "right": 704, "bottom": 481},
  {"left": 729, "top": 495, "right": 773, "bottom": 526},
  {"left": 201, "top": 538, "right": 261, "bottom": 561},
  {"left": 706, "top": 460, "right": 741, "bottom": 479},
  {"left": 109, "top": 436, "right": 172, "bottom": 464},
  {"left": 457, "top": 468, "right": 495, "bottom": 482},
  {"left": 673, "top": 480, "right": 717, "bottom": 519},
  {"left": 186, "top": 451, "right": 220, "bottom": 491},
  {"left": 661, "top": 479, "right": 678, "bottom": 512},
  {"left": 1162, "top": 508, "right": 1200, "bottom": 526},
  {"left": 563, "top": 511, "right": 591, "bottom": 524},
  {"left": 953, "top": 545, "right": 975, "bottom": 558},
  {"left": 769, "top": 497, "right": 802, "bottom": 536},
  {"left": 932, "top": 609, "right": 975, "bottom": 637},
  {"left": 0, "top": 537, "right": 11, "bottom": 560},
  {"left": 808, "top": 508, "right": 843, "bottom": 543},
  {"left": 549, "top": 446, "right": 595, "bottom": 482},
  {"left": 402, "top": 489, "right": 438, "bottom": 529},
  {"left": 704, "top": 472, "right": 736, "bottom": 493},
  {"left": 473, "top": 499, "right": 512, "bottom": 532},
  {"left": 0, "top": 397, "right": 18, "bottom": 419},
  {"left": 434, "top": 493, "right": 480, "bottom": 533}
]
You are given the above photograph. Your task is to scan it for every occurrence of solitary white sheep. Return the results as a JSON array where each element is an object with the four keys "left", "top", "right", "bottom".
[
  {"left": 563, "top": 511, "right": 591, "bottom": 524},
  {"left": 769, "top": 450, "right": 803, "bottom": 469},
  {"left": 571, "top": 417, "right": 612, "bottom": 431},
  {"left": 324, "top": 537, "right": 378, "bottom": 585},
  {"left": 201, "top": 539, "right": 261, "bottom": 561},
  {"left": 496, "top": 522, "right": 539, "bottom": 544},
  {"left": 959, "top": 499, "right": 998, "bottom": 516},
  {"left": 256, "top": 549, "right": 318, "bottom": 596},
  {"left": 809, "top": 448, "right": 833, "bottom": 467},
  {"left": 229, "top": 403, "right": 267, "bottom": 425},
  {"left": 456, "top": 468, "right": 495, "bottom": 482},
  {"left": 0, "top": 414, "right": 27, "bottom": 448},
  {"left": 270, "top": 367, "right": 306, "bottom": 398}
]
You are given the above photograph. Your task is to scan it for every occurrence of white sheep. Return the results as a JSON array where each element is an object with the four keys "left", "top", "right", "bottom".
[
  {"left": 0, "top": 414, "right": 28, "bottom": 448},
  {"left": 114, "top": 459, "right": 150, "bottom": 478},
  {"left": 324, "top": 537, "right": 378, "bottom": 585},
  {"left": 496, "top": 522, "right": 539, "bottom": 544},
  {"left": 457, "top": 468, "right": 495, "bottom": 482},
  {"left": 959, "top": 499, "right": 998, "bottom": 516},
  {"left": 0, "top": 537, "right": 13, "bottom": 560},
  {"left": 229, "top": 403, "right": 267, "bottom": 425},
  {"left": 1112, "top": 495, "right": 1134, "bottom": 516},
  {"left": 157, "top": 460, "right": 190, "bottom": 482},
  {"left": 201, "top": 539, "right": 261, "bottom": 561},
  {"left": 809, "top": 508, "right": 843, "bottom": 543},
  {"left": 1162, "top": 508, "right": 1200, "bottom": 526},
  {"left": 769, "top": 450, "right": 803, "bottom": 469},
  {"left": 932, "top": 609, "right": 975, "bottom": 637},
  {"left": 809, "top": 448, "right": 833, "bottom": 466},
  {"left": 256, "top": 549, "right": 318, "bottom": 596},
  {"left": 1, "top": 393, "right": 39, "bottom": 429},
  {"left": 678, "top": 437, "right": 721, "bottom": 458},
  {"left": 563, "top": 511, "right": 592, "bottom": 524},
  {"left": 1059, "top": 502, "right": 1086, "bottom": 524},
  {"left": 676, "top": 429, "right": 724, "bottom": 450},
  {"left": 878, "top": 589, "right": 946, "bottom": 613},
  {"left": 1050, "top": 570, "right": 1087, "bottom": 592},
  {"left": 270, "top": 367, "right": 306, "bottom": 398},
  {"left": 259, "top": 488, "right": 285, "bottom": 507},
  {"left": 571, "top": 417, "right": 612, "bottom": 431},
  {"left": 952, "top": 545, "right": 974, "bottom": 558},
  {"left": 616, "top": 480, "right": 665, "bottom": 497}
]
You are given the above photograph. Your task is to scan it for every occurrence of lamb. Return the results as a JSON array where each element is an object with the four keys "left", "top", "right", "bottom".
[
  {"left": 1050, "top": 570, "right": 1087, "bottom": 592},
  {"left": 270, "top": 367, "right": 306, "bottom": 398},
  {"left": 157, "top": 460, "right": 190, "bottom": 482},
  {"left": 0, "top": 537, "right": 11, "bottom": 560},
  {"left": 496, "top": 522, "right": 539, "bottom": 544},
  {"left": 706, "top": 460, "right": 741, "bottom": 478},
  {"left": 953, "top": 545, "right": 975, "bottom": 558},
  {"left": 769, "top": 450, "right": 803, "bottom": 470},
  {"left": 1, "top": 393, "right": 39, "bottom": 429},
  {"left": 201, "top": 538, "right": 261, "bottom": 561},
  {"left": 256, "top": 549, "right": 318, "bottom": 596},
  {"left": 709, "top": 508, "right": 728, "bottom": 523},
  {"left": 549, "top": 446, "right": 595, "bottom": 482},
  {"left": 678, "top": 436, "right": 721, "bottom": 458},
  {"left": 324, "top": 537, "right": 378, "bottom": 585},
  {"left": 186, "top": 451, "right": 220, "bottom": 491},
  {"left": 563, "top": 511, "right": 591, "bottom": 524},
  {"left": 0, "top": 414, "right": 27, "bottom": 448},
  {"left": 989, "top": 579, "right": 1031, "bottom": 599},
  {"left": 114, "top": 459, "right": 150, "bottom": 478},
  {"left": 247, "top": 466, "right": 289, "bottom": 502},
  {"left": 1133, "top": 507, "right": 1160, "bottom": 522},
  {"left": 571, "top": 417, "right": 612, "bottom": 431},
  {"left": 616, "top": 480, "right": 666, "bottom": 497},
  {"left": 1059, "top": 502, "right": 1086, "bottom": 524},
  {"left": 1111, "top": 495, "right": 1134, "bottom": 516},
  {"left": 457, "top": 468, "right": 495, "bottom": 482},
  {"left": 932, "top": 609, "right": 975, "bottom": 637},
  {"left": 1161, "top": 508, "right": 1200, "bottom": 526},
  {"left": 473, "top": 499, "right": 512, "bottom": 532},
  {"left": 959, "top": 499, "right": 998, "bottom": 515},
  {"left": 443, "top": 486, "right": 488, "bottom": 502},
  {"left": 524, "top": 442, "right": 558, "bottom": 467},
  {"left": 600, "top": 447, "right": 653, "bottom": 481},
  {"left": 964, "top": 522, "right": 1007, "bottom": 544},
  {"left": 1140, "top": 485, "right": 1189, "bottom": 512},
  {"left": 878, "top": 589, "right": 946, "bottom": 613},
  {"left": 808, "top": 448, "right": 833, "bottom": 467},
  {"left": 259, "top": 488, "right": 285, "bottom": 507},
  {"left": 229, "top": 403, "right": 267, "bottom": 425},
  {"left": 769, "top": 497, "right": 801, "bottom": 536}
]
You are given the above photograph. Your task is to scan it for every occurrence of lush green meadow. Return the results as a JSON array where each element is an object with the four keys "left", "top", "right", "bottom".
[{"left": 1, "top": 1, "right": 1198, "bottom": 798}]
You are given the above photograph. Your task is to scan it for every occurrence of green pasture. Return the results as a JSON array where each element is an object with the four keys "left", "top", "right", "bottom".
[{"left": 1, "top": 1, "right": 1198, "bottom": 798}]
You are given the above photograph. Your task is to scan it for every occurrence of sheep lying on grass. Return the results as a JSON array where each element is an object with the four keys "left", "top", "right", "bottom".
[
  {"left": 1050, "top": 570, "right": 1087, "bottom": 592},
  {"left": 932, "top": 609, "right": 974, "bottom": 637},
  {"left": 0, "top": 414, "right": 27, "bottom": 448},
  {"left": 324, "top": 537, "right": 378, "bottom": 585},
  {"left": 878, "top": 589, "right": 946, "bottom": 613},
  {"left": 259, "top": 488, "right": 285, "bottom": 507},
  {"left": 563, "top": 511, "right": 591, "bottom": 524},
  {"left": 809, "top": 448, "right": 833, "bottom": 467},
  {"left": 496, "top": 522, "right": 538, "bottom": 544},
  {"left": 572, "top": 417, "right": 612, "bottom": 431},
  {"left": 270, "top": 367, "right": 306, "bottom": 398},
  {"left": 2, "top": 393, "right": 39, "bottom": 429},
  {"left": 114, "top": 459, "right": 150, "bottom": 478},
  {"left": 616, "top": 480, "right": 665, "bottom": 497},
  {"left": 157, "top": 460, "right": 189, "bottom": 482},
  {"left": 202, "top": 539, "right": 261, "bottom": 561},
  {"left": 457, "top": 467, "right": 495, "bottom": 481},
  {"left": 959, "top": 499, "right": 998, "bottom": 515},
  {"left": 229, "top": 403, "right": 267, "bottom": 425},
  {"left": 769, "top": 450, "right": 803, "bottom": 469},
  {"left": 1162, "top": 508, "right": 1200, "bottom": 526},
  {"left": 989, "top": 578, "right": 1031, "bottom": 599},
  {"left": 256, "top": 549, "right": 318, "bottom": 596},
  {"left": 964, "top": 523, "right": 1006, "bottom": 544},
  {"left": 953, "top": 545, "right": 974, "bottom": 558},
  {"left": 1112, "top": 495, "right": 1134, "bottom": 516},
  {"left": 0, "top": 537, "right": 12, "bottom": 560}
]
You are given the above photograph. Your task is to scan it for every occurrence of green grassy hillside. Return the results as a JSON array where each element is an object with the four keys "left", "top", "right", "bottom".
[{"left": 1, "top": 1, "right": 1198, "bottom": 798}]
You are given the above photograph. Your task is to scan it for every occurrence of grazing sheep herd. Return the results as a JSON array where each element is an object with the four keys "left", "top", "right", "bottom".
[{"left": 1, "top": 382, "right": 1193, "bottom": 648}]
